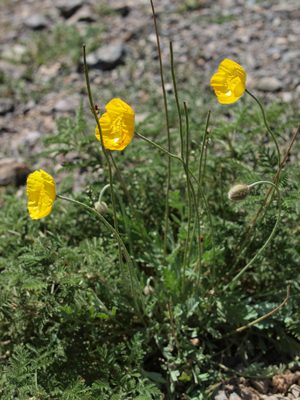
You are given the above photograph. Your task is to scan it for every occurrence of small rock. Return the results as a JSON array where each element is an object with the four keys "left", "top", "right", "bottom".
[
  {"left": 53, "top": 94, "right": 81, "bottom": 113},
  {"left": 2, "top": 44, "right": 27, "bottom": 63},
  {"left": 84, "top": 43, "right": 127, "bottom": 70},
  {"left": 215, "top": 390, "right": 228, "bottom": 400},
  {"left": 23, "top": 14, "right": 49, "bottom": 30},
  {"left": 282, "top": 51, "right": 300, "bottom": 64},
  {"left": 240, "top": 389, "right": 253, "bottom": 400},
  {"left": 0, "top": 60, "right": 26, "bottom": 80},
  {"left": 250, "top": 379, "right": 269, "bottom": 394},
  {"left": 290, "top": 384, "right": 300, "bottom": 398},
  {"left": 165, "top": 82, "right": 173, "bottom": 94},
  {"left": 23, "top": 100, "right": 36, "bottom": 114},
  {"left": 273, "top": 372, "right": 300, "bottom": 394},
  {"left": 66, "top": 5, "right": 97, "bottom": 24},
  {"left": 57, "top": 0, "right": 84, "bottom": 18},
  {"left": 0, "top": 98, "right": 14, "bottom": 116},
  {"left": 256, "top": 77, "right": 283, "bottom": 92},
  {"left": 112, "top": 1, "right": 131, "bottom": 16},
  {"left": 229, "top": 393, "right": 242, "bottom": 400},
  {"left": 282, "top": 92, "right": 292, "bottom": 103},
  {"left": 0, "top": 158, "right": 30, "bottom": 186},
  {"left": 24, "top": 131, "right": 42, "bottom": 148}
]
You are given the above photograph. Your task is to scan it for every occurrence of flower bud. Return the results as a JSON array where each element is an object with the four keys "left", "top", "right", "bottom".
[
  {"left": 228, "top": 183, "right": 249, "bottom": 201},
  {"left": 95, "top": 201, "right": 108, "bottom": 216}
]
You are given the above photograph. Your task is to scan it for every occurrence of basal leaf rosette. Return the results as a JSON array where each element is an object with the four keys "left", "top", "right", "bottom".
[
  {"left": 210, "top": 59, "right": 246, "bottom": 104},
  {"left": 27, "top": 170, "right": 56, "bottom": 219},
  {"left": 95, "top": 98, "right": 135, "bottom": 151}
]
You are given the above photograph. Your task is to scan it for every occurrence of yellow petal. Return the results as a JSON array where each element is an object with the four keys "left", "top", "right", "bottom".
[
  {"left": 210, "top": 59, "right": 246, "bottom": 104},
  {"left": 95, "top": 98, "right": 135, "bottom": 151},
  {"left": 27, "top": 170, "right": 56, "bottom": 219}
]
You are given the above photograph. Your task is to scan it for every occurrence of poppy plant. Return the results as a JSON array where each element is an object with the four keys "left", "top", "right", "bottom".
[
  {"left": 95, "top": 98, "right": 135, "bottom": 151},
  {"left": 27, "top": 170, "right": 56, "bottom": 219},
  {"left": 210, "top": 59, "right": 246, "bottom": 104}
]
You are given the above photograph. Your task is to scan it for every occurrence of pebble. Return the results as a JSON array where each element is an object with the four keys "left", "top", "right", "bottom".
[
  {"left": 0, "top": 99, "right": 14, "bottom": 116},
  {"left": 229, "top": 393, "right": 242, "bottom": 400},
  {"left": 256, "top": 77, "right": 283, "bottom": 92},
  {"left": 290, "top": 384, "right": 300, "bottom": 398},
  {"left": 24, "top": 131, "right": 42, "bottom": 148},
  {"left": 112, "top": 1, "right": 131, "bottom": 17},
  {"left": 53, "top": 94, "right": 81, "bottom": 113},
  {"left": 2, "top": 44, "right": 27, "bottom": 63},
  {"left": 57, "top": 0, "right": 84, "bottom": 18},
  {"left": 250, "top": 379, "right": 269, "bottom": 394},
  {"left": 23, "top": 13, "right": 49, "bottom": 30},
  {"left": 66, "top": 6, "right": 97, "bottom": 25},
  {"left": 84, "top": 43, "right": 127, "bottom": 70},
  {"left": 0, "top": 61, "right": 26, "bottom": 80},
  {"left": 215, "top": 390, "right": 228, "bottom": 400},
  {"left": 0, "top": 158, "right": 30, "bottom": 186}
]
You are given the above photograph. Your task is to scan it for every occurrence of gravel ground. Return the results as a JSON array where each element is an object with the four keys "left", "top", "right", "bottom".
[{"left": 1, "top": 0, "right": 300, "bottom": 397}]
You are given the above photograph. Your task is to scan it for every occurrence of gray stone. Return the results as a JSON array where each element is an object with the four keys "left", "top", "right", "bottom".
[
  {"left": 2, "top": 44, "right": 27, "bottom": 63},
  {"left": 112, "top": 1, "right": 131, "bottom": 16},
  {"left": 215, "top": 390, "right": 228, "bottom": 400},
  {"left": 24, "top": 14, "right": 49, "bottom": 30},
  {"left": 84, "top": 43, "right": 127, "bottom": 71},
  {"left": 24, "top": 131, "right": 42, "bottom": 148},
  {"left": 282, "top": 50, "right": 300, "bottom": 63},
  {"left": 53, "top": 94, "right": 81, "bottom": 113},
  {"left": 23, "top": 100, "right": 36, "bottom": 114},
  {"left": 290, "top": 384, "right": 300, "bottom": 399},
  {"left": 66, "top": 6, "right": 97, "bottom": 25},
  {"left": 229, "top": 393, "right": 242, "bottom": 400},
  {"left": 0, "top": 60, "right": 26, "bottom": 80},
  {"left": 240, "top": 389, "right": 253, "bottom": 400},
  {"left": 0, "top": 158, "right": 30, "bottom": 186},
  {"left": 256, "top": 77, "right": 283, "bottom": 92},
  {"left": 57, "top": 0, "right": 84, "bottom": 19},
  {"left": 250, "top": 379, "right": 269, "bottom": 394},
  {"left": 0, "top": 98, "right": 14, "bottom": 116}
]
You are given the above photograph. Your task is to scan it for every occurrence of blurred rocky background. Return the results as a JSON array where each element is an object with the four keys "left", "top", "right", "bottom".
[{"left": 0, "top": 0, "right": 299, "bottom": 187}]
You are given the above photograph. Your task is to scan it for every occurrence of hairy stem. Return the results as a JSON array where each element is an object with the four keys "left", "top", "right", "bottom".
[
  {"left": 226, "top": 181, "right": 281, "bottom": 290},
  {"left": 150, "top": 0, "right": 171, "bottom": 258}
]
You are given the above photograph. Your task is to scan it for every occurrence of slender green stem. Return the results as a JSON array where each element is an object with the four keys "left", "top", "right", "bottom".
[
  {"left": 181, "top": 103, "right": 193, "bottom": 294},
  {"left": 108, "top": 150, "right": 147, "bottom": 243},
  {"left": 225, "top": 181, "right": 281, "bottom": 290},
  {"left": 98, "top": 184, "right": 147, "bottom": 315},
  {"left": 219, "top": 166, "right": 225, "bottom": 225},
  {"left": 99, "top": 184, "right": 136, "bottom": 272},
  {"left": 187, "top": 111, "right": 211, "bottom": 279},
  {"left": 169, "top": 42, "right": 184, "bottom": 161},
  {"left": 227, "top": 122, "right": 300, "bottom": 273},
  {"left": 245, "top": 89, "right": 281, "bottom": 167},
  {"left": 202, "top": 139, "right": 209, "bottom": 186},
  {"left": 56, "top": 194, "right": 146, "bottom": 327},
  {"left": 82, "top": 45, "right": 124, "bottom": 290},
  {"left": 82, "top": 45, "right": 146, "bottom": 323},
  {"left": 135, "top": 130, "right": 216, "bottom": 287},
  {"left": 198, "top": 111, "right": 211, "bottom": 192},
  {"left": 150, "top": 0, "right": 171, "bottom": 258}
]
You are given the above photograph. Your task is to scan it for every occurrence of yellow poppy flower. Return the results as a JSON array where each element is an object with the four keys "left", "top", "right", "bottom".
[
  {"left": 27, "top": 170, "right": 56, "bottom": 219},
  {"left": 95, "top": 98, "right": 135, "bottom": 151},
  {"left": 210, "top": 59, "right": 246, "bottom": 104}
]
